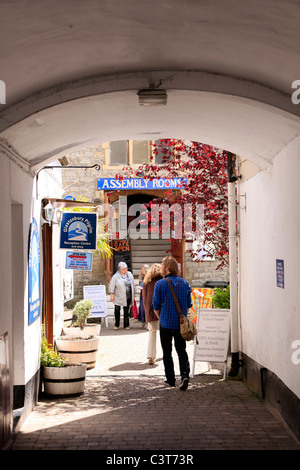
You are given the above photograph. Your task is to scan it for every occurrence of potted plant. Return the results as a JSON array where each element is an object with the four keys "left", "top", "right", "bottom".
[
  {"left": 56, "top": 298, "right": 101, "bottom": 369},
  {"left": 62, "top": 298, "right": 100, "bottom": 338},
  {"left": 40, "top": 330, "right": 86, "bottom": 396}
]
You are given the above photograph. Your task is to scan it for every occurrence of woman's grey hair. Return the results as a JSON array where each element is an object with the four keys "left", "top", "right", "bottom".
[{"left": 118, "top": 262, "right": 128, "bottom": 270}]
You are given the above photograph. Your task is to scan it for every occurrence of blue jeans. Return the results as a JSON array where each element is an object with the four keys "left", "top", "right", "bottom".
[{"left": 159, "top": 326, "right": 190, "bottom": 385}]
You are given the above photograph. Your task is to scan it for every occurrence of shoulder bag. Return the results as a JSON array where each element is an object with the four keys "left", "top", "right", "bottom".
[{"left": 165, "top": 277, "right": 197, "bottom": 341}]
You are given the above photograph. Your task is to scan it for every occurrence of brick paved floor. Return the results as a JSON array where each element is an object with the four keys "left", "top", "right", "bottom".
[{"left": 12, "top": 321, "right": 300, "bottom": 451}]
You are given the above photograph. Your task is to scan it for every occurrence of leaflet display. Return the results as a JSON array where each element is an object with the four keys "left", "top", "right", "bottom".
[
  {"left": 83, "top": 285, "right": 108, "bottom": 326},
  {"left": 192, "top": 309, "right": 230, "bottom": 379}
]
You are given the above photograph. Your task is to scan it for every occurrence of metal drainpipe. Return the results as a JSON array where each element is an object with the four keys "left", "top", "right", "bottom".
[{"left": 227, "top": 152, "right": 240, "bottom": 376}]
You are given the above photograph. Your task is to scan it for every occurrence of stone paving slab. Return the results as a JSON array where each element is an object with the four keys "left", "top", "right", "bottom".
[
  {"left": 12, "top": 322, "right": 300, "bottom": 452},
  {"left": 87, "top": 320, "right": 222, "bottom": 378}
]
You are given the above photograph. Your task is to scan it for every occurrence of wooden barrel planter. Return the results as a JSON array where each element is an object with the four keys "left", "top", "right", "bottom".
[
  {"left": 56, "top": 336, "right": 100, "bottom": 369},
  {"left": 62, "top": 323, "right": 101, "bottom": 338},
  {"left": 42, "top": 362, "right": 87, "bottom": 396}
]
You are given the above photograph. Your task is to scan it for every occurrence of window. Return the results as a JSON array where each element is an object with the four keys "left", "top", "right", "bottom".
[
  {"left": 104, "top": 140, "right": 173, "bottom": 167},
  {"left": 152, "top": 140, "right": 173, "bottom": 164},
  {"left": 109, "top": 141, "right": 127, "bottom": 166},
  {"left": 131, "top": 141, "right": 149, "bottom": 165},
  {"left": 192, "top": 240, "right": 215, "bottom": 261}
]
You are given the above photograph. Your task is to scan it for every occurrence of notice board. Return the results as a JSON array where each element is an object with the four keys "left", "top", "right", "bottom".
[
  {"left": 112, "top": 239, "right": 132, "bottom": 273},
  {"left": 192, "top": 309, "right": 230, "bottom": 379},
  {"left": 65, "top": 251, "right": 93, "bottom": 271},
  {"left": 83, "top": 285, "right": 107, "bottom": 319},
  {"left": 276, "top": 259, "right": 285, "bottom": 288}
]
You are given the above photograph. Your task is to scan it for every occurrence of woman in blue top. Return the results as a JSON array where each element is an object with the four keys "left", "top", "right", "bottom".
[{"left": 153, "top": 256, "right": 192, "bottom": 391}]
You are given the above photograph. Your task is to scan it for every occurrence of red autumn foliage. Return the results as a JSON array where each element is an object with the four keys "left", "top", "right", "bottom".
[{"left": 115, "top": 139, "right": 229, "bottom": 269}]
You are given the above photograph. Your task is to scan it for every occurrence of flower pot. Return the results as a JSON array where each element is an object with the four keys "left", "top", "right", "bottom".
[
  {"left": 42, "top": 362, "right": 86, "bottom": 396},
  {"left": 56, "top": 336, "right": 100, "bottom": 369},
  {"left": 62, "top": 323, "right": 101, "bottom": 339}
]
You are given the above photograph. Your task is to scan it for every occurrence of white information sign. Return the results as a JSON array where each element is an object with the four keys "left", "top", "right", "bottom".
[
  {"left": 192, "top": 309, "right": 230, "bottom": 379},
  {"left": 83, "top": 285, "right": 108, "bottom": 326}
]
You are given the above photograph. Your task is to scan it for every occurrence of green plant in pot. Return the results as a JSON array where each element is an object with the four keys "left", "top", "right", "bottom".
[
  {"left": 73, "top": 298, "right": 94, "bottom": 329},
  {"left": 62, "top": 298, "right": 100, "bottom": 338},
  {"left": 41, "top": 331, "right": 66, "bottom": 367}
]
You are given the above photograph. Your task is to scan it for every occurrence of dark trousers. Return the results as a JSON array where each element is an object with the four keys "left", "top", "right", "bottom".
[
  {"left": 114, "top": 297, "right": 131, "bottom": 328},
  {"left": 159, "top": 326, "right": 190, "bottom": 385}
]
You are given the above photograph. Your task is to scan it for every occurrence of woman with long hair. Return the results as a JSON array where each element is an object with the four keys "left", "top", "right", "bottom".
[
  {"left": 138, "top": 264, "right": 149, "bottom": 326},
  {"left": 142, "top": 263, "right": 163, "bottom": 364}
]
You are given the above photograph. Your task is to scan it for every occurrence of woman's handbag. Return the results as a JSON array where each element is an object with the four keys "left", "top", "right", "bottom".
[
  {"left": 131, "top": 299, "right": 139, "bottom": 319},
  {"left": 166, "top": 278, "right": 197, "bottom": 341}
]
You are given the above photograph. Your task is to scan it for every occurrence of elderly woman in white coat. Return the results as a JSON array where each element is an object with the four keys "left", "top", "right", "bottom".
[{"left": 109, "top": 262, "right": 136, "bottom": 330}]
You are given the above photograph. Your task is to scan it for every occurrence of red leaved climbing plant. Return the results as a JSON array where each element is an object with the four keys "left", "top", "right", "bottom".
[{"left": 115, "top": 139, "right": 229, "bottom": 269}]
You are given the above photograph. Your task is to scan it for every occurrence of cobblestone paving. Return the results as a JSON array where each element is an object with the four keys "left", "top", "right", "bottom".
[{"left": 12, "top": 321, "right": 300, "bottom": 451}]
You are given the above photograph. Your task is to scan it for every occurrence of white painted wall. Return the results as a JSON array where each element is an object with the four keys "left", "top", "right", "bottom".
[
  {"left": 0, "top": 154, "right": 63, "bottom": 392},
  {"left": 239, "top": 136, "right": 300, "bottom": 398}
]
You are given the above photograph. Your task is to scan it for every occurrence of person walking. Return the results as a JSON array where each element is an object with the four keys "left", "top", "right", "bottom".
[
  {"left": 142, "top": 263, "right": 163, "bottom": 364},
  {"left": 109, "top": 262, "right": 135, "bottom": 330},
  {"left": 152, "top": 256, "right": 192, "bottom": 391},
  {"left": 138, "top": 264, "right": 149, "bottom": 326}
]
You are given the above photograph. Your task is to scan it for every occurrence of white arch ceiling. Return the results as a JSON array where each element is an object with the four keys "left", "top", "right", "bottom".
[{"left": 0, "top": 0, "right": 300, "bottom": 170}]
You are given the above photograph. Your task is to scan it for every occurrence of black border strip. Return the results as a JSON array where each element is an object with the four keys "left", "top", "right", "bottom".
[
  {"left": 43, "top": 377, "right": 86, "bottom": 383},
  {"left": 58, "top": 349, "right": 98, "bottom": 354}
]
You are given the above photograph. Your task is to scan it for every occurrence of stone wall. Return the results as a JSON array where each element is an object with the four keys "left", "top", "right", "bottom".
[
  {"left": 62, "top": 146, "right": 104, "bottom": 201},
  {"left": 184, "top": 251, "right": 229, "bottom": 288}
]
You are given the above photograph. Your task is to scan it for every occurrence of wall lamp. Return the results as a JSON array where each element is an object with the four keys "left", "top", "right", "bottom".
[
  {"left": 43, "top": 201, "right": 56, "bottom": 226},
  {"left": 43, "top": 201, "right": 63, "bottom": 226},
  {"left": 137, "top": 88, "right": 168, "bottom": 106}
]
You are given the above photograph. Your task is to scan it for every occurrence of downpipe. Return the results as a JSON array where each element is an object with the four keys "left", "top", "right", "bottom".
[{"left": 227, "top": 153, "right": 240, "bottom": 377}]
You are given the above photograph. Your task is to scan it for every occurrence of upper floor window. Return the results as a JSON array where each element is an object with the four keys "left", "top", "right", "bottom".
[
  {"left": 104, "top": 139, "right": 173, "bottom": 167},
  {"left": 130, "top": 140, "right": 149, "bottom": 165},
  {"left": 151, "top": 140, "right": 173, "bottom": 165},
  {"left": 109, "top": 140, "right": 127, "bottom": 166}
]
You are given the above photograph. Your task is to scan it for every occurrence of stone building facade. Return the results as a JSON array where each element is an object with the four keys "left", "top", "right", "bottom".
[{"left": 61, "top": 143, "right": 229, "bottom": 305}]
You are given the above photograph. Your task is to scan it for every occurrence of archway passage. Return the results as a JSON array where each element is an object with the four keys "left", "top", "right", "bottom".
[
  {"left": 1, "top": 1, "right": 300, "bottom": 447},
  {"left": 0, "top": 0, "right": 300, "bottom": 170},
  {"left": 1, "top": 88, "right": 300, "bottom": 172}
]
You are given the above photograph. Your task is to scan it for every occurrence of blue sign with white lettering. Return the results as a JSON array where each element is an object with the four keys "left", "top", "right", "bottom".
[
  {"left": 28, "top": 218, "right": 40, "bottom": 325},
  {"left": 97, "top": 177, "right": 187, "bottom": 191},
  {"left": 60, "top": 213, "right": 97, "bottom": 250},
  {"left": 66, "top": 251, "right": 93, "bottom": 271}
]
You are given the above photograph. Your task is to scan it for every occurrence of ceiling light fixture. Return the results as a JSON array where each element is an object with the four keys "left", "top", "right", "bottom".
[{"left": 137, "top": 88, "right": 168, "bottom": 106}]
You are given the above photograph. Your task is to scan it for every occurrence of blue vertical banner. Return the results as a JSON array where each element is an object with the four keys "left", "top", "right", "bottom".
[
  {"left": 60, "top": 213, "right": 97, "bottom": 250},
  {"left": 28, "top": 218, "right": 41, "bottom": 325}
]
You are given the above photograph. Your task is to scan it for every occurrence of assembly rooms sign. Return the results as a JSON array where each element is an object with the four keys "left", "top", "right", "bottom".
[{"left": 97, "top": 177, "right": 187, "bottom": 190}]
